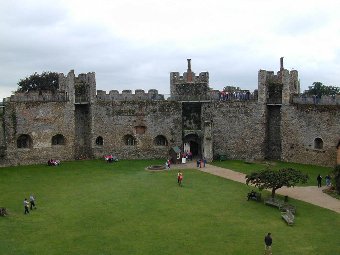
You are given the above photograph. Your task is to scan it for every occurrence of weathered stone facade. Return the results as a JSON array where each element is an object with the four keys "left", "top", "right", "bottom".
[{"left": 0, "top": 58, "right": 339, "bottom": 167}]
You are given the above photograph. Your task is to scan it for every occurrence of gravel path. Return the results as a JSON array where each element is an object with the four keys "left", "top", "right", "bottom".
[{"left": 173, "top": 162, "right": 340, "bottom": 213}]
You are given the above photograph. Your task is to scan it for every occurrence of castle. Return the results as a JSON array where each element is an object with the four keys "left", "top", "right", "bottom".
[{"left": 0, "top": 58, "right": 339, "bottom": 167}]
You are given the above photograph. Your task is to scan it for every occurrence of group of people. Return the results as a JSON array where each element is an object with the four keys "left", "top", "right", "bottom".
[
  {"left": 182, "top": 151, "right": 193, "bottom": 161},
  {"left": 196, "top": 158, "right": 207, "bottom": 168},
  {"left": 247, "top": 190, "right": 258, "bottom": 201},
  {"left": 317, "top": 174, "right": 332, "bottom": 188},
  {"left": 104, "top": 155, "right": 118, "bottom": 163},
  {"left": 47, "top": 159, "right": 60, "bottom": 166},
  {"left": 23, "top": 195, "right": 37, "bottom": 214},
  {"left": 219, "top": 90, "right": 252, "bottom": 101}
]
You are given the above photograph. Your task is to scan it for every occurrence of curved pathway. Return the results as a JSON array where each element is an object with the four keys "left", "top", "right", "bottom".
[{"left": 173, "top": 162, "right": 340, "bottom": 213}]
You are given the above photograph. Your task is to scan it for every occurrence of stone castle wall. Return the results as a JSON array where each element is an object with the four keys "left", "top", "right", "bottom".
[
  {"left": 281, "top": 104, "right": 340, "bottom": 166},
  {"left": 91, "top": 100, "right": 182, "bottom": 159},
  {"left": 1, "top": 101, "right": 75, "bottom": 166},
  {"left": 202, "top": 101, "right": 267, "bottom": 160},
  {"left": 1, "top": 59, "right": 339, "bottom": 167}
]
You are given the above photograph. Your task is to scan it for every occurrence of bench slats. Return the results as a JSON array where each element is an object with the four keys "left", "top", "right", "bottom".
[{"left": 281, "top": 210, "right": 295, "bottom": 225}]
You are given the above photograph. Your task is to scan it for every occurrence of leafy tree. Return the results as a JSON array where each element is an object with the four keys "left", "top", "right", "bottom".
[
  {"left": 17, "top": 72, "right": 59, "bottom": 93},
  {"left": 304, "top": 82, "right": 340, "bottom": 97},
  {"left": 245, "top": 168, "right": 308, "bottom": 198}
]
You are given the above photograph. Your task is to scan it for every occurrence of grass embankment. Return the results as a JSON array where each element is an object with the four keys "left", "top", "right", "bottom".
[
  {"left": 211, "top": 160, "right": 333, "bottom": 186},
  {"left": 0, "top": 160, "right": 339, "bottom": 255}
]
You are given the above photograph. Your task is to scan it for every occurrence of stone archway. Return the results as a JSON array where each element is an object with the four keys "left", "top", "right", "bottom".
[{"left": 183, "top": 134, "right": 201, "bottom": 158}]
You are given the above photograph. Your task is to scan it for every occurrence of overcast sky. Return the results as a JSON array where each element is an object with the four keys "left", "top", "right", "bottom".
[{"left": 1, "top": 0, "right": 340, "bottom": 99}]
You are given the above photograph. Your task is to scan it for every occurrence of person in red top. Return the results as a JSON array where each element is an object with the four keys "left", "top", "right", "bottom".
[{"left": 177, "top": 171, "right": 183, "bottom": 186}]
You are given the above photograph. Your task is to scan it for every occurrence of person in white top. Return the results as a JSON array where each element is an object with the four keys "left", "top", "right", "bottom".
[
  {"left": 24, "top": 198, "right": 29, "bottom": 214},
  {"left": 29, "top": 194, "right": 37, "bottom": 210}
]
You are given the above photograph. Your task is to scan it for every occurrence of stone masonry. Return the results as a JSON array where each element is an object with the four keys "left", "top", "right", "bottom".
[{"left": 0, "top": 58, "right": 339, "bottom": 167}]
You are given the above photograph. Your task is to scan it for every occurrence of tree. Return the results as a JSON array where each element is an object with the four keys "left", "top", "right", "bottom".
[
  {"left": 304, "top": 82, "right": 340, "bottom": 97},
  {"left": 245, "top": 168, "right": 308, "bottom": 198},
  {"left": 17, "top": 71, "right": 59, "bottom": 93}
]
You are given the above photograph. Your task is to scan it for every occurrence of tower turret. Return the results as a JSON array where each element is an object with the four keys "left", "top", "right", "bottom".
[{"left": 170, "top": 59, "right": 209, "bottom": 101}]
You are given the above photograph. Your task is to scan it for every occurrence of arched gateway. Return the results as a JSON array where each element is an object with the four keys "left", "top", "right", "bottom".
[{"left": 183, "top": 133, "right": 201, "bottom": 158}]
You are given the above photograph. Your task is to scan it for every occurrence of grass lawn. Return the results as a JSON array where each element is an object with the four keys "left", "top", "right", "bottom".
[
  {"left": 211, "top": 160, "right": 334, "bottom": 186},
  {"left": 0, "top": 159, "right": 339, "bottom": 255}
]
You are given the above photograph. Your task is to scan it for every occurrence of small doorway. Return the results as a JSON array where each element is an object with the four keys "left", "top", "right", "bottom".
[{"left": 183, "top": 134, "right": 201, "bottom": 158}]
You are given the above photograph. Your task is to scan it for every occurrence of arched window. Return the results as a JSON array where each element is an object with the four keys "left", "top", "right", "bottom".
[
  {"left": 95, "top": 136, "right": 103, "bottom": 146},
  {"left": 154, "top": 135, "right": 168, "bottom": 146},
  {"left": 123, "top": 135, "right": 136, "bottom": 146},
  {"left": 52, "top": 134, "right": 65, "bottom": 145},
  {"left": 314, "top": 138, "right": 323, "bottom": 149},
  {"left": 17, "top": 134, "right": 32, "bottom": 148}
]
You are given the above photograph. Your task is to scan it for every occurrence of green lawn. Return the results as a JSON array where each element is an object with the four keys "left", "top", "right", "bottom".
[
  {"left": 211, "top": 160, "right": 333, "bottom": 186},
  {"left": 0, "top": 160, "right": 339, "bottom": 255}
]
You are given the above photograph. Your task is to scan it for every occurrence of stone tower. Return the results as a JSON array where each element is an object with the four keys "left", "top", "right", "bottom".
[
  {"left": 258, "top": 57, "right": 300, "bottom": 160},
  {"left": 170, "top": 59, "right": 209, "bottom": 100}
]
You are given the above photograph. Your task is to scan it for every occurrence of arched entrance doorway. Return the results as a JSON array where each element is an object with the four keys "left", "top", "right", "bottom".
[{"left": 183, "top": 134, "right": 201, "bottom": 158}]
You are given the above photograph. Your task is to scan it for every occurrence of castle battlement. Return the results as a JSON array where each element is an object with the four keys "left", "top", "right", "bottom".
[
  {"left": 292, "top": 94, "right": 340, "bottom": 105},
  {"left": 6, "top": 90, "right": 69, "bottom": 103},
  {"left": 170, "top": 71, "right": 209, "bottom": 84},
  {"left": 96, "top": 89, "right": 165, "bottom": 101}
]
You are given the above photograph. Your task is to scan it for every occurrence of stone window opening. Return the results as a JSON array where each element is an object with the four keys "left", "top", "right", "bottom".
[
  {"left": 314, "top": 138, "right": 323, "bottom": 150},
  {"left": 124, "top": 135, "right": 136, "bottom": 146},
  {"left": 17, "top": 134, "right": 32, "bottom": 149},
  {"left": 95, "top": 136, "right": 103, "bottom": 146},
  {"left": 52, "top": 134, "right": 65, "bottom": 145},
  {"left": 154, "top": 135, "right": 168, "bottom": 146}
]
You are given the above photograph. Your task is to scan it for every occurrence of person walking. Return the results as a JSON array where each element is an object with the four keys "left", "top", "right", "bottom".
[
  {"left": 317, "top": 174, "right": 322, "bottom": 188},
  {"left": 24, "top": 198, "right": 30, "bottom": 214},
  {"left": 325, "top": 175, "right": 331, "bottom": 187},
  {"left": 264, "top": 232, "right": 272, "bottom": 255},
  {"left": 203, "top": 157, "right": 207, "bottom": 167},
  {"left": 29, "top": 194, "right": 37, "bottom": 210},
  {"left": 177, "top": 171, "right": 183, "bottom": 186}
]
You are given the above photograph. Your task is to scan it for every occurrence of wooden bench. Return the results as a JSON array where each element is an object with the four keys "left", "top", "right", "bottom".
[
  {"left": 281, "top": 209, "right": 295, "bottom": 225},
  {"left": 247, "top": 191, "right": 261, "bottom": 201},
  {"left": 280, "top": 204, "right": 296, "bottom": 215},
  {"left": 264, "top": 198, "right": 284, "bottom": 209}
]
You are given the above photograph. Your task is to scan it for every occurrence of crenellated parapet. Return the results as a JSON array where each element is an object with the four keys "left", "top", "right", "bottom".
[
  {"left": 96, "top": 89, "right": 165, "bottom": 101},
  {"left": 6, "top": 90, "right": 69, "bottom": 103},
  {"left": 170, "top": 71, "right": 209, "bottom": 84},
  {"left": 292, "top": 94, "right": 340, "bottom": 105}
]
